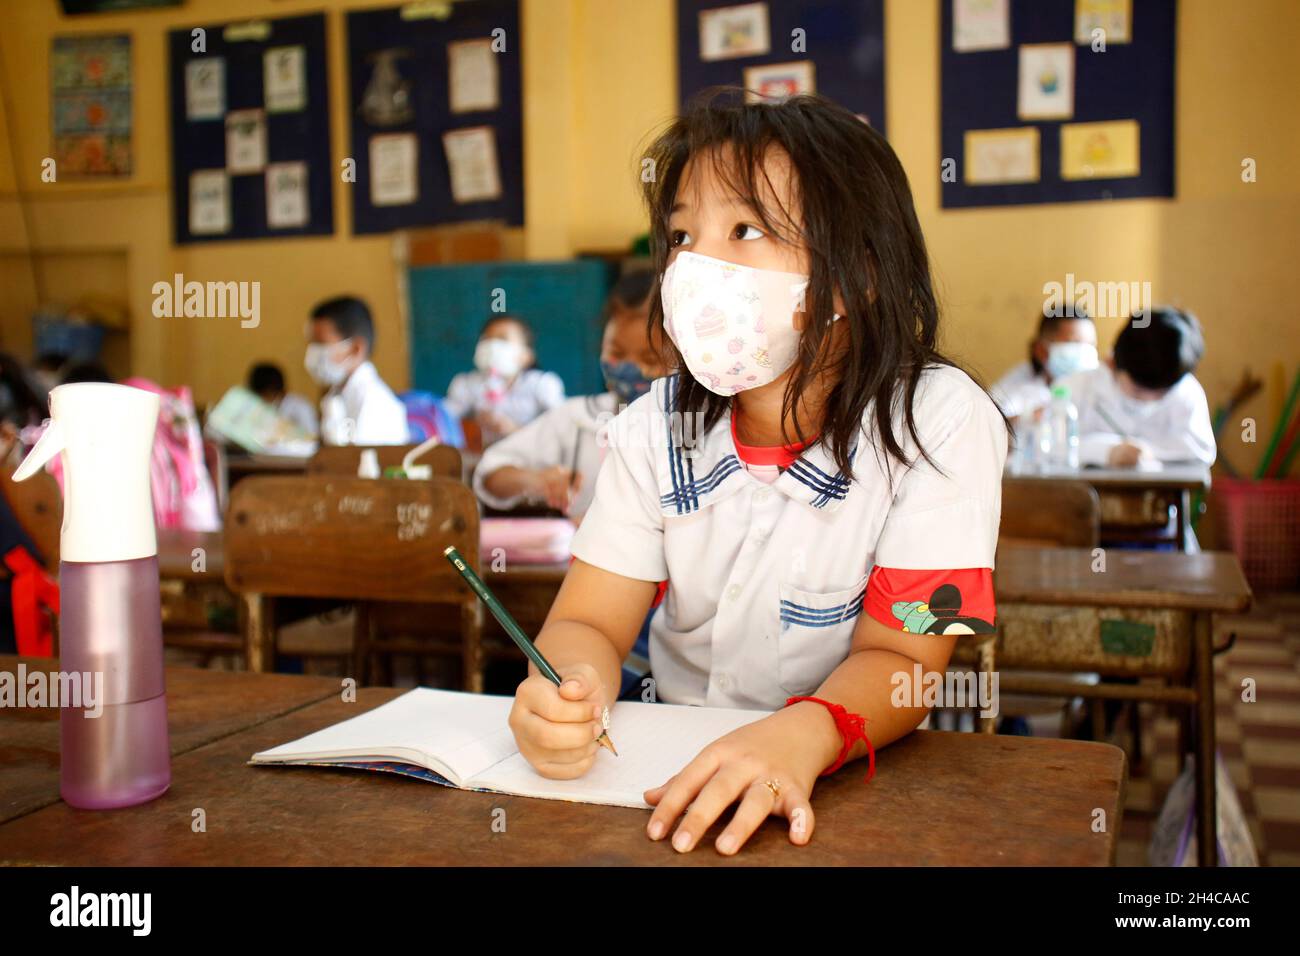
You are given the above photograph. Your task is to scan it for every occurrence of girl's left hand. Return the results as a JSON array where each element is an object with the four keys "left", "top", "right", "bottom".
[{"left": 644, "top": 708, "right": 830, "bottom": 855}]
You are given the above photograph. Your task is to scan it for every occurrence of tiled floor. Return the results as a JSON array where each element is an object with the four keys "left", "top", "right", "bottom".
[{"left": 1114, "top": 592, "right": 1300, "bottom": 866}]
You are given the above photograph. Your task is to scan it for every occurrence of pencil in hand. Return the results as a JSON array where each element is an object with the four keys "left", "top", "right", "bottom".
[{"left": 443, "top": 545, "right": 618, "bottom": 756}]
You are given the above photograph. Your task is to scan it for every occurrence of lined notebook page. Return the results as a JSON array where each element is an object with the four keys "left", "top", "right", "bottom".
[
  {"left": 472, "top": 700, "right": 769, "bottom": 809},
  {"left": 251, "top": 688, "right": 516, "bottom": 785}
]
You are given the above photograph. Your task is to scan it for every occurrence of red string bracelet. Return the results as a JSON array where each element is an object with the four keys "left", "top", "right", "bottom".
[{"left": 785, "top": 696, "right": 875, "bottom": 782}]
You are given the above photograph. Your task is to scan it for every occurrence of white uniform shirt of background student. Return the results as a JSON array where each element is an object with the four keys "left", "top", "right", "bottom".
[
  {"left": 444, "top": 315, "right": 566, "bottom": 447},
  {"left": 1057, "top": 308, "right": 1216, "bottom": 469},
  {"left": 305, "top": 296, "right": 410, "bottom": 446},
  {"left": 1060, "top": 362, "right": 1216, "bottom": 467}
]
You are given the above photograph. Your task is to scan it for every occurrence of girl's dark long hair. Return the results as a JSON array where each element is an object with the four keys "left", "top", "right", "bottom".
[{"left": 642, "top": 90, "right": 1000, "bottom": 480}]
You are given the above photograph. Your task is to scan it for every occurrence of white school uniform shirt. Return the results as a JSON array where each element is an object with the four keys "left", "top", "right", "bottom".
[
  {"left": 990, "top": 360, "right": 1051, "bottom": 420},
  {"left": 473, "top": 392, "right": 618, "bottom": 517},
  {"left": 569, "top": 367, "right": 1008, "bottom": 710},
  {"left": 1057, "top": 364, "right": 1216, "bottom": 467},
  {"left": 443, "top": 368, "right": 566, "bottom": 444},
  {"left": 278, "top": 392, "right": 319, "bottom": 437},
  {"left": 319, "top": 360, "right": 410, "bottom": 446}
]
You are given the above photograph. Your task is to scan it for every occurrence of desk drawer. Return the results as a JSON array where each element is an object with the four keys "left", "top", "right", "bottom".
[{"left": 985, "top": 603, "right": 1191, "bottom": 676}]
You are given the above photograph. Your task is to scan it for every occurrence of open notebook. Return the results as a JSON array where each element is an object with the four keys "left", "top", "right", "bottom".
[{"left": 250, "top": 688, "right": 768, "bottom": 809}]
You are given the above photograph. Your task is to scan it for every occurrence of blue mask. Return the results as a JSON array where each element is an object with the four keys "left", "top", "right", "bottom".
[
  {"left": 600, "top": 360, "right": 654, "bottom": 405},
  {"left": 1045, "top": 342, "right": 1098, "bottom": 380}
]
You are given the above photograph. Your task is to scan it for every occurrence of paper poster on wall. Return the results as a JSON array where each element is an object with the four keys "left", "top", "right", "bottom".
[
  {"left": 443, "top": 126, "right": 503, "bottom": 204},
  {"left": 448, "top": 38, "right": 499, "bottom": 114},
  {"left": 185, "top": 57, "right": 225, "bottom": 120},
  {"left": 743, "top": 61, "right": 815, "bottom": 103},
  {"left": 189, "top": 169, "right": 231, "bottom": 235},
  {"left": 1017, "top": 43, "right": 1074, "bottom": 120},
  {"left": 964, "top": 127, "right": 1040, "bottom": 185},
  {"left": 226, "top": 108, "right": 267, "bottom": 174},
  {"left": 370, "top": 132, "right": 419, "bottom": 206},
  {"left": 266, "top": 161, "right": 310, "bottom": 228},
  {"left": 1075, "top": 0, "right": 1132, "bottom": 45},
  {"left": 699, "top": 2, "right": 770, "bottom": 62},
  {"left": 51, "top": 34, "right": 132, "bottom": 176},
  {"left": 952, "top": 0, "right": 1011, "bottom": 53},
  {"left": 264, "top": 46, "right": 307, "bottom": 113},
  {"left": 1060, "top": 119, "right": 1140, "bottom": 180}
]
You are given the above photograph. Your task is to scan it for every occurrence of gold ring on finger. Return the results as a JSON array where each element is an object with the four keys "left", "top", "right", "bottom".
[{"left": 763, "top": 778, "right": 781, "bottom": 798}]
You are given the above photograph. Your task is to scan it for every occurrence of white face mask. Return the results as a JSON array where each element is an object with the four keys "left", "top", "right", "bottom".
[
  {"left": 304, "top": 339, "right": 354, "bottom": 387},
  {"left": 661, "top": 251, "right": 832, "bottom": 396},
  {"left": 475, "top": 338, "right": 525, "bottom": 378},
  {"left": 1045, "top": 341, "right": 1098, "bottom": 380}
]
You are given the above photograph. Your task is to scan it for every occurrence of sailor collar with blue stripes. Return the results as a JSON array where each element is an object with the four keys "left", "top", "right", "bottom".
[{"left": 632, "top": 375, "right": 858, "bottom": 517}]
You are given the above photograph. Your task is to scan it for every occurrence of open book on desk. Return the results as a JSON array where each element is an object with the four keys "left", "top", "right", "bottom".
[{"left": 250, "top": 687, "right": 768, "bottom": 809}]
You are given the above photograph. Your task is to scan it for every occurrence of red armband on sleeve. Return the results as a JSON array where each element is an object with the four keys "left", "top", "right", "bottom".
[{"left": 863, "top": 567, "right": 995, "bottom": 635}]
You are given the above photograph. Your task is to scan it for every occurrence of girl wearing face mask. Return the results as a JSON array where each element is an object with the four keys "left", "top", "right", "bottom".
[
  {"left": 473, "top": 272, "right": 666, "bottom": 519},
  {"left": 443, "top": 316, "right": 566, "bottom": 451},
  {"left": 990, "top": 311, "right": 1099, "bottom": 424},
  {"left": 507, "top": 93, "right": 1009, "bottom": 856}
]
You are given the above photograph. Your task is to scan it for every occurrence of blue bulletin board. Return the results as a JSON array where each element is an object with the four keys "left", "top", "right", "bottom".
[
  {"left": 677, "top": 0, "right": 886, "bottom": 134},
  {"left": 941, "top": 0, "right": 1176, "bottom": 208},
  {"left": 167, "top": 14, "right": 334, "bottom": 244},
  {"left": 407, "top": 261, "right": 613, "bottom": 398},
  {"left": 346, "top": 1, "right": 523, "bottom": 235}
]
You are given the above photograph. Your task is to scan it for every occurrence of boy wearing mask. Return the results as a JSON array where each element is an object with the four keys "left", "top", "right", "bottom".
[{"left": 305, "top": 296, "right": 409, "bottom": 446}]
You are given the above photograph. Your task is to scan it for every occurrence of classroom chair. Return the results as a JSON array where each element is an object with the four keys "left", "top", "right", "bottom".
[
  {"left": 998, "top": 477, "right": 1102, "bottom": 549},
  {"left": 307, "top": 443, "right": 463, "bottom": 480},
  {"left": 224, "top": 475, "right": 486, "bottom": 689},
  {"left": 951, "top": 478, "right": 1102, "bottom": 734}
]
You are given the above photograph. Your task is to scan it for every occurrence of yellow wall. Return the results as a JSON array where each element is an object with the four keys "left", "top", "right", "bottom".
[{"left": 1, "top": 0, "right": 1297, "bottom": 471}]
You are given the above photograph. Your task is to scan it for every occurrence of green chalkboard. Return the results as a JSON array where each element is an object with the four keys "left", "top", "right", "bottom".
[{"left": 407, "top": 260, "right": 614, "bottom": 398}]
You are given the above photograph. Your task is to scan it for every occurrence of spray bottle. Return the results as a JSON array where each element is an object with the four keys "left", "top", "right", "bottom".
[{"left": 15, "top": 382, "right": 171, "bottom": 808}]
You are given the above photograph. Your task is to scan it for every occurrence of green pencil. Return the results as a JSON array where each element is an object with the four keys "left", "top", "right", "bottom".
[{"left": 443, "top": 545, "right": 617, "bottom": 756}]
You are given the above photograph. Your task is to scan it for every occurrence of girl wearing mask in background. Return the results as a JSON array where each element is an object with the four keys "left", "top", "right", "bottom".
[
  {"left": 508, "top": 93, "right": 1008, "bottom": 856},
  {"left": 444, "top": 315, "right": 566, "bottom": 449},
  {"left": 990, "top": 310, "right": 1098, "bottom": 424},
  {"left": 473, "top": 271, "right": 666, "bottom": 520}
]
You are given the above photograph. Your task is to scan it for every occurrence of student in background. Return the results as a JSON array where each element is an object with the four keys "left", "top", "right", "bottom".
[
  {"left": 443, "top": 315, "right": 565, "bottom": 449},
  {"left": 1060, "top": 307, "right": 1215, "bottom": 468},
  {"left": 248, "top": 361, "right": 319, "bottom": 437},
  {"left": 991, "top": 310, "right": 1098, "bottom": 423},
  {"left": 474, "top": 271, "right": 666, "bottom": 519},
  {"left": 305, "top": 296, "right": 409, "bottom": 446}
]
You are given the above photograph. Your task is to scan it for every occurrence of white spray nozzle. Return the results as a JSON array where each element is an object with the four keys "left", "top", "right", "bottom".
[{"left": 13, "top": 420, "right": 63, "bottom": 482}]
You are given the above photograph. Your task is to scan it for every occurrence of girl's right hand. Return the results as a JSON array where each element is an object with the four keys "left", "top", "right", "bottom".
[{"left": 509, "top": 663, "right": 608, "bottom": 779}]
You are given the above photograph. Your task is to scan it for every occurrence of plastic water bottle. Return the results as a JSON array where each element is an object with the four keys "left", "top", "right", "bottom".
[{"left": 1046, "top": 385, "right": 1079, "bottom": 470}]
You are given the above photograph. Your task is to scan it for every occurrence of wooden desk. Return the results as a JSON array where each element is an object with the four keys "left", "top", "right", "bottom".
[
  {"left": 225, "top": 453, "right": 311, "bottom": 485},
  {"left": 991, "top": 545, "right": 1251, "bottom": 867},
  {"left": 1006, "top": 463, "right": 1211, "bottom": 550},
  {"left": 0, "top": 684, "right": 1126, "bottom": 866},
  {"left": 0, "top": 657, "right": 338, "bottom": 826}
]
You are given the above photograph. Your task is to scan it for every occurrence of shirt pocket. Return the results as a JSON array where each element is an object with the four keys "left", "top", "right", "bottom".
[{"left": 775, "top": 572, "right": 869, "bottom": 698}]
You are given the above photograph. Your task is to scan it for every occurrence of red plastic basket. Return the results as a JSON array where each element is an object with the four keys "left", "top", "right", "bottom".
[{"left": 1214, "top": 478, "right": 1300, "bottom": 592}]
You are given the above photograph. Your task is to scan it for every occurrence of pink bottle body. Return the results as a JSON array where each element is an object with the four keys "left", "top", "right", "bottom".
[{"left": 58, "top": 556, "right": 170, "bottom": 809}]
